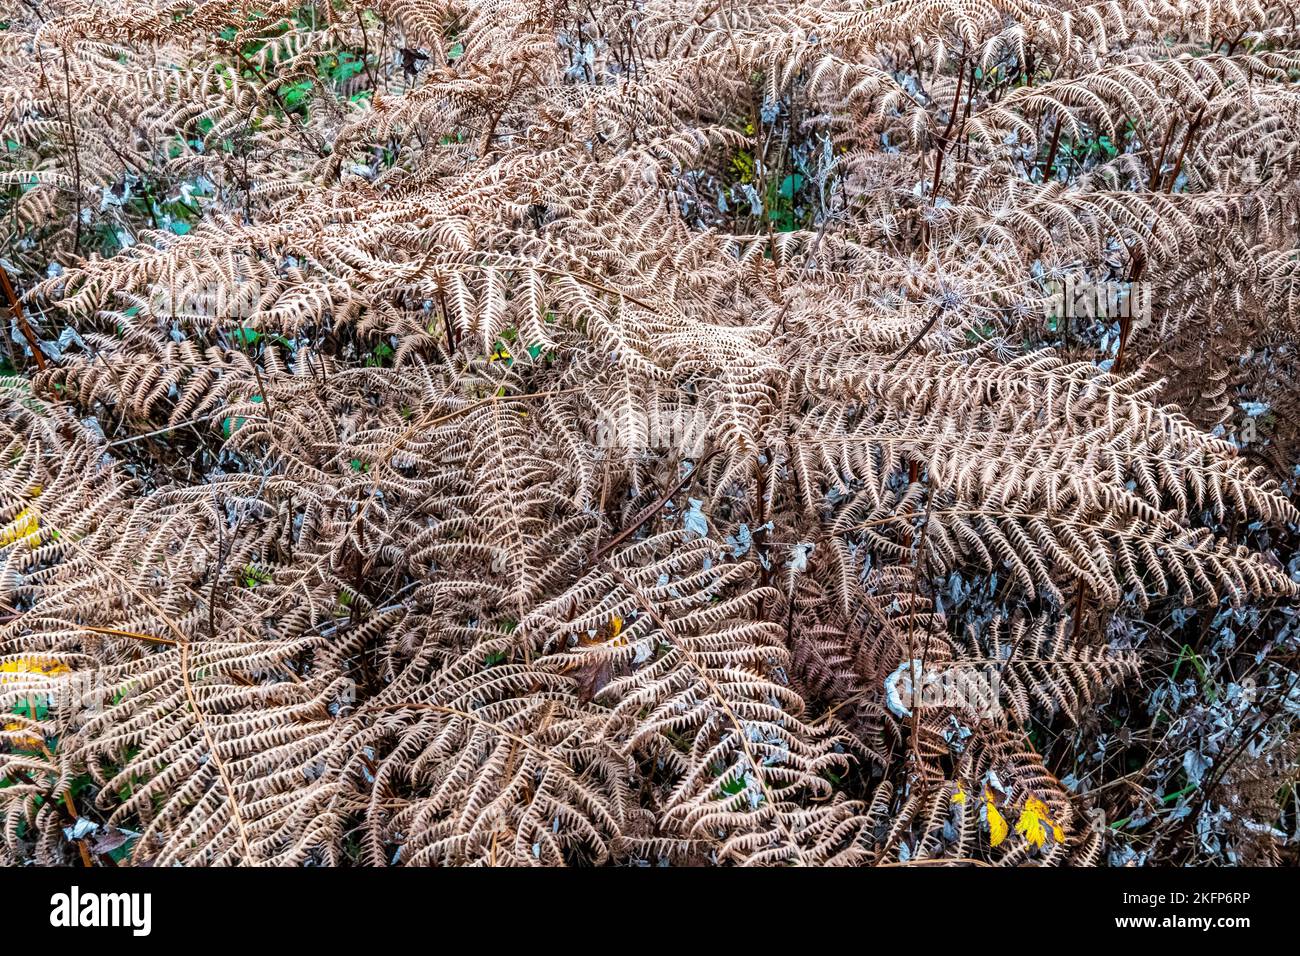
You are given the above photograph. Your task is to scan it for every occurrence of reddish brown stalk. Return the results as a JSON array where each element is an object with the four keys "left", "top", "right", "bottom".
[
  {"left": 929, "top": 57, "right": 966, "bottom": 206},
  {"left": 0, "top": 263, "right": 46, "bottom": 371},
  {"left": 1113, "top": 253, "right": 1146, "bottom": 374},
  {"left": 1147, "top": 116, "right": 1176, "bottom": 190},
  {"left": 1164, "top": 107, "right": 1205, "bottom": 193},
  {"left": 1041, "top": 113, "right": 1063, "bottom": 182}
]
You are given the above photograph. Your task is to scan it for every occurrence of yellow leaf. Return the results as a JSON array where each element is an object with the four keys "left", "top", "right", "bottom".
[
  {"left": 606, "top": 615, "right": 628, "bottom": 647},
  {"left": 985, "top": 789, "right": 1008, "bottom": 846},
  {"left": 0, "top": 657, "right": 70, "bottom": 680},
  {"left": 0, "top": 506, "right": 40, "bottom": 547},
  {"left": 1015, "top": 796, "right": 1061, "bottom": 849},
  {"left": 3, "top": 719, "right": 43, "bottom": 749},
  {"left": 1015, "top": 806, "right": 1046, "bottom": 847},
  {"left": 1, "top": 657, "right": 69, "bottom": 746}
]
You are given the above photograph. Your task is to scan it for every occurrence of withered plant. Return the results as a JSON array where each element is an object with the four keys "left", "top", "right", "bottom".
[{"left": 0, "top": 0, "right": 1297, "bottom": 866}]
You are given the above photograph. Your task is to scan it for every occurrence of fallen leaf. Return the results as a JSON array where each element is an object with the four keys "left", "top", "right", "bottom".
[
  {"left": 1015, "top": 796, "right": 1062, "bottom": 848},
  {"left": 985, "top": 789, "right": 1008, "bottom": 846}
]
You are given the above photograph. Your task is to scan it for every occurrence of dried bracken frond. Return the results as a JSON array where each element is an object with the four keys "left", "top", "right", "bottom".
[{"left": 0, "top": 0, "right": 1296, "bottom": 868}]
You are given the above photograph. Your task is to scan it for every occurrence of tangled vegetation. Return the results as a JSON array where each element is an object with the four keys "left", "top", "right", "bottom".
[{"left": 0, "top": 0, "right": 1298, "bottom": 866}]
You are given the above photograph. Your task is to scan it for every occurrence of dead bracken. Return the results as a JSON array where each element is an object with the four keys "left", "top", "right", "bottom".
[{"left": 0, "top": 0, "right": 1297, "bottom": 868}]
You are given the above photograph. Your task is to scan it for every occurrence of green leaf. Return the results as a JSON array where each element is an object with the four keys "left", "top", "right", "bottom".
[
  {"left": 108, "top": 837, "right": 137, "bottom": 863},
  {"left": 11, "top": 698, "right": 49, "bottom": 721},
  {"left": 280, "top": 80, "right": 313, "bottom": 109},
  {"left": 777, "top": 173, "right": 804, "bottom": 199},
  {"left": 241, "top": 563, "right": 271, "bottom": 588},
  {"left": 719, "top": 774, "right": 747, "bottom": 796},
  {"left": 321, "top": 52, "right": 366, "bottom": 84},
  {"left": 729, "top": 149, "right": 756, "bottom": 183}
]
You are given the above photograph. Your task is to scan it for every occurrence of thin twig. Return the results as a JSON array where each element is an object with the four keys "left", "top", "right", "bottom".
[{"left": 590, "top": 448, "right": 720, "bottom": 564}]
